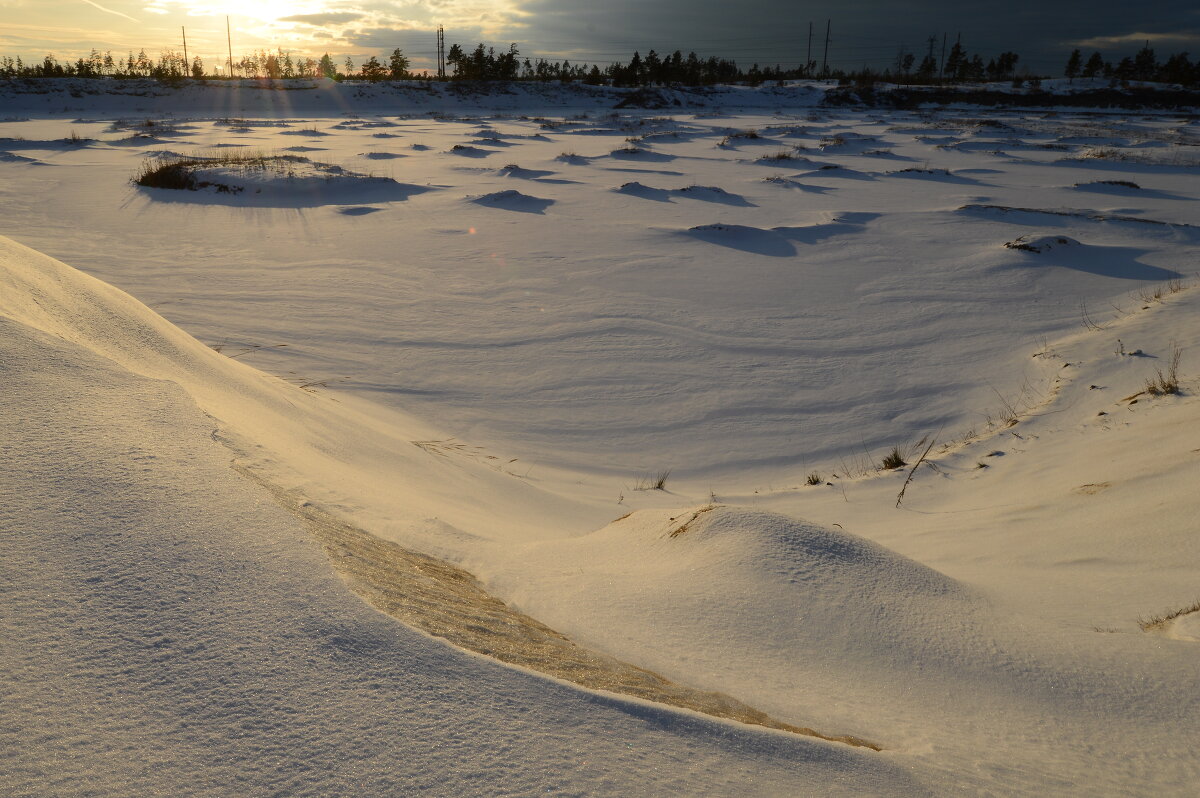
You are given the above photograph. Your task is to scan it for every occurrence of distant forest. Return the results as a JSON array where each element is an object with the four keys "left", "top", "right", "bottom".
[{"left": 2, "top": 39, "right": 1198, "bottom": 88}]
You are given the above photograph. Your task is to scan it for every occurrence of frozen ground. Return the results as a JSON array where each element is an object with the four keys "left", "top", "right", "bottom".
[{"left": 2, "top": 85, "right": 1199, "bottom": 795}]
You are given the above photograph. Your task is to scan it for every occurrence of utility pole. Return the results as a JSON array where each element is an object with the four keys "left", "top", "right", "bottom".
[
  {"left": 182, "top": 27, "right": 188, "bottom": 73},
  {"left": 938, "top": 32, "right": 947, "bottom": 79},
  {"left": 226, "top": 16, "right": 234, "bottom": 78},
  {"left": 821, "top": 19, "right": 831, "bottom": 77},
  {"left": 437, "top": 25, "right": 445, "bottom": 78},
  {"left": 806, "top": 21, "right": 813, "bottom": 77}
]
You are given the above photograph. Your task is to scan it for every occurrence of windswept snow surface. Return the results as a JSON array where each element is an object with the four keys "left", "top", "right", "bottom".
[
  {"left": 0, "top": 296, "right": 909, "bottom": 797},
  {"left": 3, "top": 90, "right": 1200, "bottom": 795}
]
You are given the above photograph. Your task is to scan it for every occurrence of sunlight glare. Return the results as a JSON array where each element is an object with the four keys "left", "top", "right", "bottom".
[{"left": 181, "top": 0, "right": 323, "bottom": 23}]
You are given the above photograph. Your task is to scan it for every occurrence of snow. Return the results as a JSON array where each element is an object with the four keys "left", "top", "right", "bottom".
[
  {"left": 0, "top": 313, "right": 911, "bottom": 798},
  {"left": 2, "top": 82, "right": 1199, "bottom": 795}
]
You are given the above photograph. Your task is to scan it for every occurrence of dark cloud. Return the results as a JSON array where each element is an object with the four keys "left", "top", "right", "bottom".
[
  {"left": 280, "top": 13, "right": 365, "bottom": 27},
  {"left": 499, "top": 0, "right": 1199, "bottom": 71}
]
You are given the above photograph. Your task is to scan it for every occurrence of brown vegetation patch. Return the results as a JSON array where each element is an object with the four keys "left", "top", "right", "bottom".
[{"left": 242, "top": 471, "right": 879, "bottom": 750}]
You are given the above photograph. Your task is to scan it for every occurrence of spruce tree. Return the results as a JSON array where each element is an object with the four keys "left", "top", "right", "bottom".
[
  {"left": 1065, "top": 49, "right": 1081, "bottom": 81},
  {"left": 319, "top": 53, "right": 336, "bottom": 79},
  {"left": 389, "top": 49, "right": 410, "bottom": 79},
  {"left": 360, "top": 56, "right": 386, "bottom": 80}
]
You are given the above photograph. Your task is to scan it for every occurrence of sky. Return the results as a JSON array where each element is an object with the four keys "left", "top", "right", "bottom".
[{"left": 2, "top": 0, "right": 1197, "bottom": 74}]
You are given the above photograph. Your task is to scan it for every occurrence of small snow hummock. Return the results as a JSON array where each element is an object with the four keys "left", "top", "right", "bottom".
[{"left": 1004, "top": 234, "right": 1082, "bottom": 253}]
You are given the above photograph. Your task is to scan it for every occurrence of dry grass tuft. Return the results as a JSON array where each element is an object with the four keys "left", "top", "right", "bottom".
[
  {"left": 634, "top": 469, "right": 672, "bottom": 491},
  {"left": 880, "top": 446, "right": 907, "bottom": 470},
  {"left": 132, "top": 148, "right": 296, "bottom": 191},
  {"left": 1144, "top": 344, "right": 1183, "bottom": 396},
  {"left": 668, "top": 504, "right": 720, "bottom": 538},
  {"left": 1139, "top": 598, "right": 1200, "bottom": 631},
  {"left": 758, "top": 149, "right": 799, "bottom": 161}
]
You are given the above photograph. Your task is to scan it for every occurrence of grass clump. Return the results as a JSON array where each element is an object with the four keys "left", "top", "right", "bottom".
[
  {"left": 135, "top": 161, "right": 201, "bottom": 190},
  {"left": 1139, "top": 598, "right": 1200, "bottom": 631},
  {"left": 132, "top": 149, "right": 304, "bottom": 193},
  {"left": 880, "top": 447, "right": 907, "bottom": 470},
  {"left": 1144, "top": 344, "right": 1183, "bottom": 396},
  {"left": 805, "top": 471, "right": 823, "bottom": 486},
  {"left": 1078, "top": 147, "right": 1127, "bottom": 161},
  {"left": 720, "top": 129, "right": 761, "bottom": 146},
  {"left": 633, "top": 470, "right": 671, "bottom": 491}
]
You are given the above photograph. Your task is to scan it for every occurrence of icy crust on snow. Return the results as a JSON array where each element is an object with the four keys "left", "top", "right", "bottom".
[{"left": 0, "top": 316, "right": 917, "bottom": 797}]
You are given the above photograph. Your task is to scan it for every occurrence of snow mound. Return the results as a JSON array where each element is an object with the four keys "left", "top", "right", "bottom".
[
  {"left": 136, "top": 155, "right": 427, "bottom": 207},
  {"left": 659, "top": 507, "right": 961, "bottom": 602},
  {"left": 488, "top": 506, "right": 982, "bottom": 732},
  {"left": 1004, "top": 234, "right": 1082, "bottom": 253},
  {"left": 615, "top": 181, "right": 672, "bottom": 201},
  {"left": 1071, "top": 179, "right": 1142, "bottom": 193},
  {"left": 448, "top": 144, "right": 491, "bottom": 157},
  {"left": 675, "top": 185, "right": 755, "bottom": 206},
  {"left": 886, "top": 167, "right": 977, "bottom": 183},
  {"left": 468, "top": 189, "right": 554, "bottom": 213},
  {"left": 1169, "top": 612, "right": 1200, "bottom": 642},
  {"left": 797, "top": 164, "right": 873, "bottom": 179},
  {"left": 683, "top": 224, "right": 795, "bottom": 256},
  {"left": 495, "top": 164, "right": 554, "bottom": 179}
]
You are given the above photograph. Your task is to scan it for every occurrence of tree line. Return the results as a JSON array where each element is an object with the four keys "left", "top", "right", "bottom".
[
  {"left": 1, "top": 38, "right": 1197, "bottom": 88},
  {"left": 1062, "top": 44, "right": 1197, "bottom": 85}
]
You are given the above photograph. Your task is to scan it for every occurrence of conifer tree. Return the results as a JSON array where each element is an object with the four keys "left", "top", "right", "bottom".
[
  {"left": 1081, "top": 51, "right": 1104, "bottom": 78},
  {"left": 360, "top": 56, "right": 386, "bottom": 80},
  {"left": 1065, "top": 49, "right": 1081, "bottom": 81},
  {"left": 318, "top": 53, "right": 337, "bottom": 79},
  {"left": 389, "top": 49, "right": 410, "bottom": 79}
]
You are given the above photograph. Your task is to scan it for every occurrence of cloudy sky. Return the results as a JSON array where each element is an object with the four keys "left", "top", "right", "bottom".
[{"left": 3, "top": 0, "right": 1197, "bottom": 74}]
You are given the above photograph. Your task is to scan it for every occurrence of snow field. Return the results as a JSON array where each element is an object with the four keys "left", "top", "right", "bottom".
[{"left": 3, "top": 90, "right": 1199, "bottom": 795}]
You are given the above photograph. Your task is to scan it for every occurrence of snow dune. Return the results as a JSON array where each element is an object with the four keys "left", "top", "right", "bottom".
[{"left": 1, "top": 235, "right": 918, "bottom": 796}]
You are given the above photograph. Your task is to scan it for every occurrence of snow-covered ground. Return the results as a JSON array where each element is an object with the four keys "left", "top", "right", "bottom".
[{"left": 2, "top": 85, "right": 1199, "bottom": 795}]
